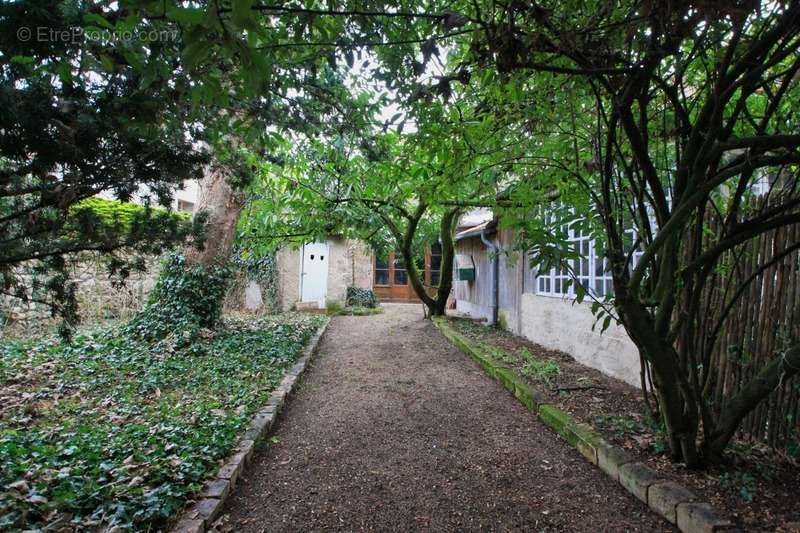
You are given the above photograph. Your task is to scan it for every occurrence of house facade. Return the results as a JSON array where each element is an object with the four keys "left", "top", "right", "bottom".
[
  {"left": 272, "top": 237, "right": 446, "bottom": 310},
  {"left": 452, "top": 216, "right": 642, "bottom": 387},
  {"left": 372, "top": 245, "right": 443, "bottom": 303},
  {"left": 274, "top": 237, "right": 374, "bottom": 311}
]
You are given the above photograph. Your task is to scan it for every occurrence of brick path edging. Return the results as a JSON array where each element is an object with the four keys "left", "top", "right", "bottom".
[
  {"left": 432, "top": 317, "right": 734, "bottom": 533},
  {"left": 170, "top": 319, "right": 330, "bottom": 533}
]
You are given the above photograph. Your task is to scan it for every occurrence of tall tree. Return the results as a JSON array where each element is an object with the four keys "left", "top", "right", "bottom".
[
  {"left": 0, "top": 0, "right": 207, "bottom": 329},
  {"left": 241, "top": 91, "right": 512, "bottom": 317},
  {"left": 446, "top": 0, "right": 800, "bottom": 465}
]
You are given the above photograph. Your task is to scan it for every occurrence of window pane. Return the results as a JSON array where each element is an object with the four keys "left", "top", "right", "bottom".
[
  {"left": 431, "top": 270, "right": 440, "bottom": 286},
  {"left": 430, "top": 253, "right": 441, "bottom": 271},
  {"left": 375, "top": 254, "right": 389, "bottom": 269},
  {"left": 596, "top": 280, "right": 605, "bottom": 297},
  {"left": 394, "top": 269, "right": 408, "bottom": 285},
  {"left": 596, "top": 256, "right": 605, "bottom": 277},
  {"left": 375, "top": 270, "right": 389, "bottom": 285}
]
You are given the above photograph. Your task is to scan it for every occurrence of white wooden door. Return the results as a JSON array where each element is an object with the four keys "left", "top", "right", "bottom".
[{"left": 300, "top": 241, "right": 329, "bottom": 307}]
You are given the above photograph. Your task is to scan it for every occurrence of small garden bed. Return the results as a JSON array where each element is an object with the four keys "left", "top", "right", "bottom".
[
  {"left": 446, "top": 316, "right": 800, "bottom": 531},
  {"left": 0, "top": 313, "right": 325, "bottom": 531}
]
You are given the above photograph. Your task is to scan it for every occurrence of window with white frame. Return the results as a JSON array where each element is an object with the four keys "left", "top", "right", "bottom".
[{"left": 535, "top": 224, "right": 642, "bottom": 299}]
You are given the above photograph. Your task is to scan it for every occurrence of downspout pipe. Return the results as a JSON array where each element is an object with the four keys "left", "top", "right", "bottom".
[{"left": 480, "top": 227, "right": 499, "bottom": 327}]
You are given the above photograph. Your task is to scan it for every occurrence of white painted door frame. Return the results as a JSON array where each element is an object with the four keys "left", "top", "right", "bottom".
[{"left": 299, "top": 241, "right": 329, "bottom": 308}]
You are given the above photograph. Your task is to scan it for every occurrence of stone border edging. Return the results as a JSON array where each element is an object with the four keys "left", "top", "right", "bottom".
[
  {"left": 432, "top": 317, "right": 734, "bottom": 533},
  {"left": 170, "top": 318, "right": 331, "bottom": 533}
]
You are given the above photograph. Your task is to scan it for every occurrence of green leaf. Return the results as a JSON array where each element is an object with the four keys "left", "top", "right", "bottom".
[
  {"left": 83, "top": 13, "right": 114, "bottom": 29},
  {"left": 231, "top": 0, "right": 256, "bottom": 28},
  {"left": 10, "top": 55, "right": 35, "bottom": 64}
]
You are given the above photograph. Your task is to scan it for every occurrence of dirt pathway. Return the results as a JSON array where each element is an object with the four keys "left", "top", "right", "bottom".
[{"left": 222, "top": 304, "right": 672, "bottom": 532}]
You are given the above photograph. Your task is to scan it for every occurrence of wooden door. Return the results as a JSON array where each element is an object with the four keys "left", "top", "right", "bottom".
[{"left": 372, "top": 247, "right": 440, "bottom": 303}]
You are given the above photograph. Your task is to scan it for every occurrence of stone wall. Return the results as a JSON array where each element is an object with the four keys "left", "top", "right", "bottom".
[
  {"left": 326, "top": 237, "right": 372, "bottom": 304},
  {"left": 1, "top": 255, "right": 162, "bottom": 333},
  {"left": 275, "top": 238, "right": 373, "bottom": 311},
  {"left": 276, "top": 247, "right": 301, "bottom": 312}
]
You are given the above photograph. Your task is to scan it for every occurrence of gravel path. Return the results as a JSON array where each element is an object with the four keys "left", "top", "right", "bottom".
[{"left": 222, "top": 304, "right": 673, "bottom": 532}]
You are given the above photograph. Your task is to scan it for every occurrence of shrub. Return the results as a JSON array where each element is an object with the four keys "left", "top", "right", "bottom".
[
  {"left": 345, "top": 287, "right": 378, "bottom": 308},
  {"left": 69, "top": 197, "right": 190, "bottom": 231},
  {"left": 125, "top": 253, "right": 232, "bottom": 343},
  {"left": 326, "top": 300, "right": 345, "bottom": 315}
]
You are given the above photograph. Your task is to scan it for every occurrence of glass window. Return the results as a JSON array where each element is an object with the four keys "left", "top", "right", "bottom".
[
  {"left": 430, "top": 242, "right": 442, "bottom": 287},
  {"left": 177, "top": 199, "right": 194, "bottom": 213},
  {"left": 375, "top": 253, "right": 389, "bottom": 285},
  {"left": 534, "top": 216, "right": 620, "bottom": 300},
  {"left": 394, "top": 255, "right": 407, "bottom": 285}
]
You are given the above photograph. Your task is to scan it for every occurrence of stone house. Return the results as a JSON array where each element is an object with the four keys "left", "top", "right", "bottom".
[
  {"left": 271, "top": 236, "right": 449, "bottom": 311},
  {"left": 452, "top": 212, "right": 642, "bottom": 387},
  {"left": 274, "top": 237, "right": 374, "bottom": 311}
]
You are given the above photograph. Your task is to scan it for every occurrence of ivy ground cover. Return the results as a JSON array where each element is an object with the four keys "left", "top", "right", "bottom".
[{"left": 0, "top": 313, "right": 325, "bottom": 531}]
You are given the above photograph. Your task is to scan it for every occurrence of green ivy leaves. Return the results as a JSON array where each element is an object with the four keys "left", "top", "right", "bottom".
[{"left": 0, "top": 313, "right": 324, "bottom": 530}]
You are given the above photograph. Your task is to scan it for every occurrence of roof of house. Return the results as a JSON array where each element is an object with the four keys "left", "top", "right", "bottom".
[
  {"left": 455, "top": 218, "right": 498, "bottom": 241},
  {"left": 456, "top": 208, "right": 493, "bottom": 230}
]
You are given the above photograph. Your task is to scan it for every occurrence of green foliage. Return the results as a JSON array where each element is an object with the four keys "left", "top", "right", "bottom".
[
  {"left": 719, "top": 471, "right": 758, "bottom": 503},
  {"left": 0, "top": 313, "right": 325, "bottom": 531},
  {"left": 326, "top": 302, "right": 384, "bottom": 316},
  {"left": 483, "top": 345, "right": 517, "bottom": 365},
  {"left": 126, "top": 254, "right": 232, "bottom": 343},
  {"left": 326, "top": 300, "right": 345, "bottom": 315},
  {"left": 232, "top": 249, "right": 280, "bottom": 313},
  {"left": 346, "top": 306, "right": 384, "bottom": 316},
  {"left": 69, "top": 198, "right": 190, "bottom": 233},
  {"left": 518, "top": 347, "right": 560, "bottom": 386},
  {"left": 0, "top": 0, "right": 208, "bottom": 327},
  {"left": 345, "top": 287, "right": 379, "bottom": 309},
  {"left": 644, "top": 413, "right": 669, "bottom": 455},
  {"left": 3, "top": 0, "right": 797, "bottom": 466}
]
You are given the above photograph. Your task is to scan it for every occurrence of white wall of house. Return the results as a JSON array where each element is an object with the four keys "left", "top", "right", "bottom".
[
  {"left": 454, "top": 235, "right": 494, "bottom": 323},
  {"left": 518, "top": 294, "right": 641, "bottom": 387},
  {"left": 173, "top": 180, "right": 199, "bottom": 213},
  {"left": 455, "top": 298, "right": 492, "bottom": 322},
  {"left": 453, "top": 222, "right": 643, "bottom": 388}
]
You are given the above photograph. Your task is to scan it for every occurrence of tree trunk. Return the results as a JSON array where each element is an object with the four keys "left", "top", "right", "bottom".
[
  {"left": 399, "top": 208, "right": 459, "bottom": 318},
  {"left": 616, "top": 292, "right": 703, "bottom": 467},
  {"left": 185, "top": 165, "right": 246, "bottom": 266},
  {"left": 432, "top": 208, "right": 459, "bottom": 316},
  {"left": 128, "top": 163, "right": 246, "bottom": 340}
]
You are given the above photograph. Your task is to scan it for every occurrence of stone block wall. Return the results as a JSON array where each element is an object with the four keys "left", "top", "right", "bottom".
[
  {"left": 1, "top": 255, "right": 162, "bottom": 333},
  {"left": 276, "top": 247, "right": 301, "bottom": 312},
  {"left": 326, "top": 237, "right": 372, "bottom": 305},
  {"left": 275, "top": 238, "right": 373, "bottom": 311}
]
